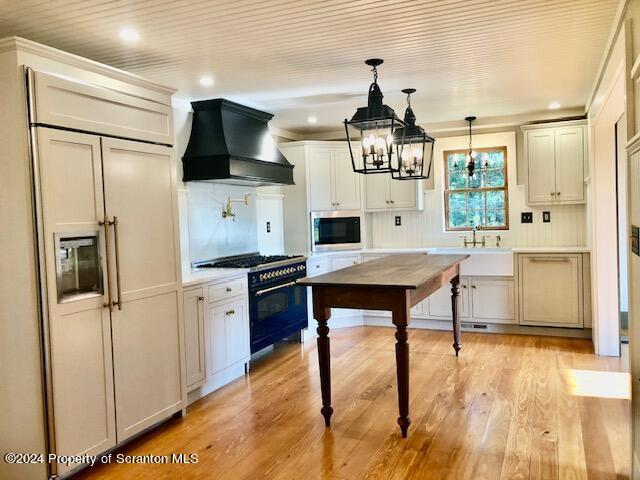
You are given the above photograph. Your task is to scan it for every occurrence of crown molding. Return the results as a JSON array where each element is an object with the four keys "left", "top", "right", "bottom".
[{"left": 0, "top": 36, "right": 176, "bottom": 96}]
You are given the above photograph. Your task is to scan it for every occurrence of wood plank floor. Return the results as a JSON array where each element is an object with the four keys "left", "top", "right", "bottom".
[{"left": 75, "top": 327, "right": 630, "bottom": 480}]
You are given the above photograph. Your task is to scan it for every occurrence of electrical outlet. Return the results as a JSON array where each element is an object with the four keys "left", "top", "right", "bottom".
[
  {"left": 521, "top": 212, "right": 533, "bottom": 224},
  {"left": 395, "top": 216, "right": 401, "bottom": 226},
  {"left": 542, "top": 211, "right": 551, "bottom": 223},
  {"left": 266, "top": 221, "right": 271, "bottom": 233}
]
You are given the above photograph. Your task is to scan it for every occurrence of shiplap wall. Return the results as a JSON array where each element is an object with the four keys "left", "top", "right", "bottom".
[{"left": 369, "top": 131, "right": 586, "bottom": 248}]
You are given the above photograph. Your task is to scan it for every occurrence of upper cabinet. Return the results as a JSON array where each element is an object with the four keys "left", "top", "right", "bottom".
[
  {"left": 307, "top": 145, "right": 361, "bottom": 211},
  {"left": 364, "top": 174, "right": 424, "bottom": 212},
  {"left": 522, "top": 120, "right": 587, "bottom": 205}
]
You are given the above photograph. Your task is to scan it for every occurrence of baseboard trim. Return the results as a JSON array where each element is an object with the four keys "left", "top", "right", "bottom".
[{"left": 187, "top": 359, "right": 249, "bottom": 405}]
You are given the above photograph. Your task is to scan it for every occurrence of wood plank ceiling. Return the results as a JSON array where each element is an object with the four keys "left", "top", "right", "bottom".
[{"left": 0, "top": 0, "right": 619, "bottom": 133}]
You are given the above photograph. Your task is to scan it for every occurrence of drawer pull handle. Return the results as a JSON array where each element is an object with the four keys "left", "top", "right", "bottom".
[
  {"left": 225, "top": 309, "right": 235, "bottom": 316},
  {"left": 226, "top": 287, "right": 232, "bottom": 292},
  {"left": 529, "top": 257, "right": 569, "bottom": 263}
]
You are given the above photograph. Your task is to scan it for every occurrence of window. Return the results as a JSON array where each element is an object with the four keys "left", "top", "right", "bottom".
[{"left": 444, "top": 146, "right": 508, "bottom": 231}]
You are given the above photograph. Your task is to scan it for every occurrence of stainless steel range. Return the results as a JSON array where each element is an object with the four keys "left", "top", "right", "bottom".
[{"left": 195, "top": 253, "right": 308, "bottom": 354}]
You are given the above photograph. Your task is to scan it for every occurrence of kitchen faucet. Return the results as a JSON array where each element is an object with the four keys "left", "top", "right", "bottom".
[
  {"left": 460, "top": 226, "right": 486, "bottom": 248},
  {"left": 459, "top": 227, "right": 501, "bottom": 247}
]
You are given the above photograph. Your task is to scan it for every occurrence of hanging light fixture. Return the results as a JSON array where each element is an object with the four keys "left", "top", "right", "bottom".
[
  {"left": 391, "top": 88, "right": 435, "bottom": 180},
  {"left": 464, "top": 116, "right": 479, "bottom": 177},
  {"left": 344, "top": 59, "right": 404, "bottom": 174}
]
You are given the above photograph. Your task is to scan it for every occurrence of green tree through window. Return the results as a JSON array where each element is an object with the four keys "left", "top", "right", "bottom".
[{"left": 444, "top": 146, "right": 509, "bottom": 231}]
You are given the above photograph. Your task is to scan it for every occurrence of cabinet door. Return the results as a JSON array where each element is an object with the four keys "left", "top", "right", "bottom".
[
  {"left": 330, "top": 255, "right": 360, "bottom": 271},
  {"left": 426, "top": 278, "right": 470, "bottom": 319},
  {"left": 364, "top": 173, "right": 390, "bottom": 211},
  {"left": 102, "top": 138, "right": 184, "bottom": 441},
  {"left": 389, "top": 178, "right": 422, "bottom": 210},
  {"left": 527, "top": 129, "right": 556, "bottom": 204},
  {"left": 183, "top": 287, "right": 206, "bottom": 389},
  {"left": 519, "top": 254, "right": 582, "bottom": 327},
  {"left": 332, "top": 148, "right": 361, "bottom": 210},
  {"left": 208, "top": 298, "right": 250, "bottom": 375},
  {"left": 307, "top": 148, "right": 334, "bottom": 211},
  {"left": 470, "top": 278, "right": 515, "bottom": 323},
  {"left": 37, "top": 129, "right": 116, "bottom": 473},
  {"left": 554, "top": 126, "right": 585, "bottom": 203}
]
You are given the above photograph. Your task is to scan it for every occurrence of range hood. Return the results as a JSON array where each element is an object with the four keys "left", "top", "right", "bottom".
[{"left": 182, "top": 99, "right": 294, "bottom": 186}]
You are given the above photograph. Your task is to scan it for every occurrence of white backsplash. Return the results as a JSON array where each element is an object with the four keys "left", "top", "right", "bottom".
[
  {"left": 369, "top": 131, "right": 586, "bottom": 248},
  {"left": 185, "top": 183, "right": 259, "bottom": 262}
]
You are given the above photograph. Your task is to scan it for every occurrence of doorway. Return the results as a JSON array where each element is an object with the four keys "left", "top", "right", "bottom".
[{"left": 617, "top": 114, "right": 630, "bottom": 346}]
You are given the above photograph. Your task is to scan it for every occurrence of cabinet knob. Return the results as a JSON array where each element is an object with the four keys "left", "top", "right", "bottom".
[
  {"left": 390, "top": 200, "right": 395, "bottom": 204},
  {"left": 198, "top": 296, "right": 205, "bottom": 301},
  {"left": 462, "top": 285, "right": 467, "bottom": 289},
  {"left": 226, "top": 287, "right": 232, "bottom": 292},
  {"left": 225, "top": 309, "right": 235, "bottom": 316},
  {"left": 472, "top": 285, "right": 477, "bottom": 289},
  {"left": 550, "top": 192, "right": 556, "bottom": 196},
  {"left": 556, "top": 192, "right": 561, "bottom": 196}
]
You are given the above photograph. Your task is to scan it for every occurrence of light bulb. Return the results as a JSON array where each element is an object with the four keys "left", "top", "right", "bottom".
[
  {"left": 401, "top": 149, "right": 409, "bottom": 161},
  {"left": 413, "top": 148, "right": 422, "bottom": 160},
  {"left": 386, "top": 134, "right": 393, "bottom": 145},
  {"left": 362, "top": 137, "right": 370, "bottom": 149}
]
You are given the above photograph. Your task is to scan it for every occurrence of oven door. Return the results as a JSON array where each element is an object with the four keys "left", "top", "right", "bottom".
[
  {"left": 311, "top": 211, "right": 362, "bottom": 251},
  {"left": 249, "top": 281, "right": 308, "bottom": 353}
]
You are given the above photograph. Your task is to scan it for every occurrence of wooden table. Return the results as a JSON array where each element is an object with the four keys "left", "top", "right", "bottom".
[{"left": 298, "top": 253, "right": 469, "bottom": 438}]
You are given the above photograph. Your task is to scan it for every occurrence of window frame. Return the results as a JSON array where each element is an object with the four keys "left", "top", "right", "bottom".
[{"left": 443, "top": 146, "right": 509, "bottom": 232}]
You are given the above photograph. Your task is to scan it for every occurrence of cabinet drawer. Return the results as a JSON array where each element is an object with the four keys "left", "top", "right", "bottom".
[
  {"left": 32, "top": 70, "right": 173, "bottom": 144},
  {"left": 307, "top": 257, "right": 330, "bottom": 277},
  {"left": 208, "top": 277, "right": 247, "bottom": 303}
]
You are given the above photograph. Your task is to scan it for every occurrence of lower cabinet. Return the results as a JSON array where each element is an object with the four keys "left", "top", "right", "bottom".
[
  {"left": 470, "top": 278, "right": 515, "bottom": 323},
  {"left": 426, "top": 278, "right": 471, "bottom": 319},
  {"left": 208, "top": 297, "right": 250, "bottom": 375},
  {"left": 183, "top": 286, "right": 206, "bottom": 390},
  {"left": 183, "top": 276, "right": 250, "bottom": 403},
  {"left": 517, "top": 253, "right": 584, "bottom": 328}
]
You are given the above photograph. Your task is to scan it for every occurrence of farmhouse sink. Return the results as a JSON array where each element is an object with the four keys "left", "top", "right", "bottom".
[{"left": 427, "top": 247, "right": 514, "bottom": 276}]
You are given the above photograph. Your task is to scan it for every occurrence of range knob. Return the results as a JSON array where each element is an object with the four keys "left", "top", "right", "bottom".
[{"left": 259, "top": 274, "right": 264, "bottom": 281}]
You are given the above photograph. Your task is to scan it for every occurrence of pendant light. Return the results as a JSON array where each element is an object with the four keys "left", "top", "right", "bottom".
[
  {"left": 391, "top": 88, "right": 435, "bottom": 180},
  {"left": 344, "top": 59, "right": 405, "bottom": 174},
  {"left": 464, "top": 116, "right": 478, "bottom": 177}
]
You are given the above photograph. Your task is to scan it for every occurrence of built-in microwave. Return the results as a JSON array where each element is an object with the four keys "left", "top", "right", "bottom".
[{"left": 311, "top": 210, "right": 363, "bottom": 252}]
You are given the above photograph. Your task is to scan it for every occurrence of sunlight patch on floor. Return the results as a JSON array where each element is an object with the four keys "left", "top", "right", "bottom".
[{"left": 564, "top": 369, "right": 630, "bottom": 399}]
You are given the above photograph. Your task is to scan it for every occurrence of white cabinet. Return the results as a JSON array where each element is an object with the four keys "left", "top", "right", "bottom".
[
  {"left": 307, "top": 145, "right": 361, "bottom": 211},
  {"left": 427, "top": 278, "right": 471, "bottom": 319},
  {"left": 330, "top": 254, "right": 360, "bottom": 271},
  {"left": 307, "top": 256, "right": 331, "bottom": 277},
  {"left": 183, "top": 287, "right": 206, "bottom": 390},
  {"left": 523, "top": 121, "right": 586, "bottom": 205},
  {"left": 364, "top": 174, "right": 424, "bottom": 212},
  {"left": 517, "top": 254, "right": 583, "bottom": 328},
  {"left": 208, "top": 297, "right": 250, "bottom": 375},
  {"left": 469, "top": 278, "right": 515, "bottom": 323}
]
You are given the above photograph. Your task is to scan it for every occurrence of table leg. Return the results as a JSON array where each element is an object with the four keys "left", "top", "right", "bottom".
[
  {"left": 313, "top": 290, "right": 333, "bottom": 427},
  {"left": 451, "top": 275, "right": 462, "bottom": 356},
  {"left": 392, "top": 295, "right": 411, "bottom": 438}
]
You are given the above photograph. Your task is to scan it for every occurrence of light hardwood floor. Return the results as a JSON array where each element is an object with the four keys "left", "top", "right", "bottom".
[{"left": 75, "top": 327, "right": 630, "bottom": 479}]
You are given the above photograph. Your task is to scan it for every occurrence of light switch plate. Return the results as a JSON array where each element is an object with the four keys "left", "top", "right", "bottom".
[
  {"left": 395, "top": 216, "right": 401, "bottom": 226},
  {"left": 521, "top": 212, "right": 533, "bottom": 224},
  {"left": 542, "top": 211, "right": 551, "bottom": 223},
  {"left": 266, "top": 221, "right": 271, "bottom": 233}
]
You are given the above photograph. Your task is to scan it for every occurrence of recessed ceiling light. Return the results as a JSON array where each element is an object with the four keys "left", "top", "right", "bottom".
[
  {"left": 548, "top": 101, "right": 561, "bottom": 110},
  {"left": 119, "top": 27, "right": 140, "bottom": 43},
  {"left": 307, "top": 116, "right": 318, "bottom": 124},
  {"left": 199, "top": 76, "right": 214, "bottom": 87}
]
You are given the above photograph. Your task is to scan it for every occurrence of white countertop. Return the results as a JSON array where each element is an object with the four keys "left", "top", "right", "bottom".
[
  {"left": 308, "top": 246, "right": 589, "bottom": 257},
  {"left": 182, "top": 268, "right": 248, "bottom": 288}
]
